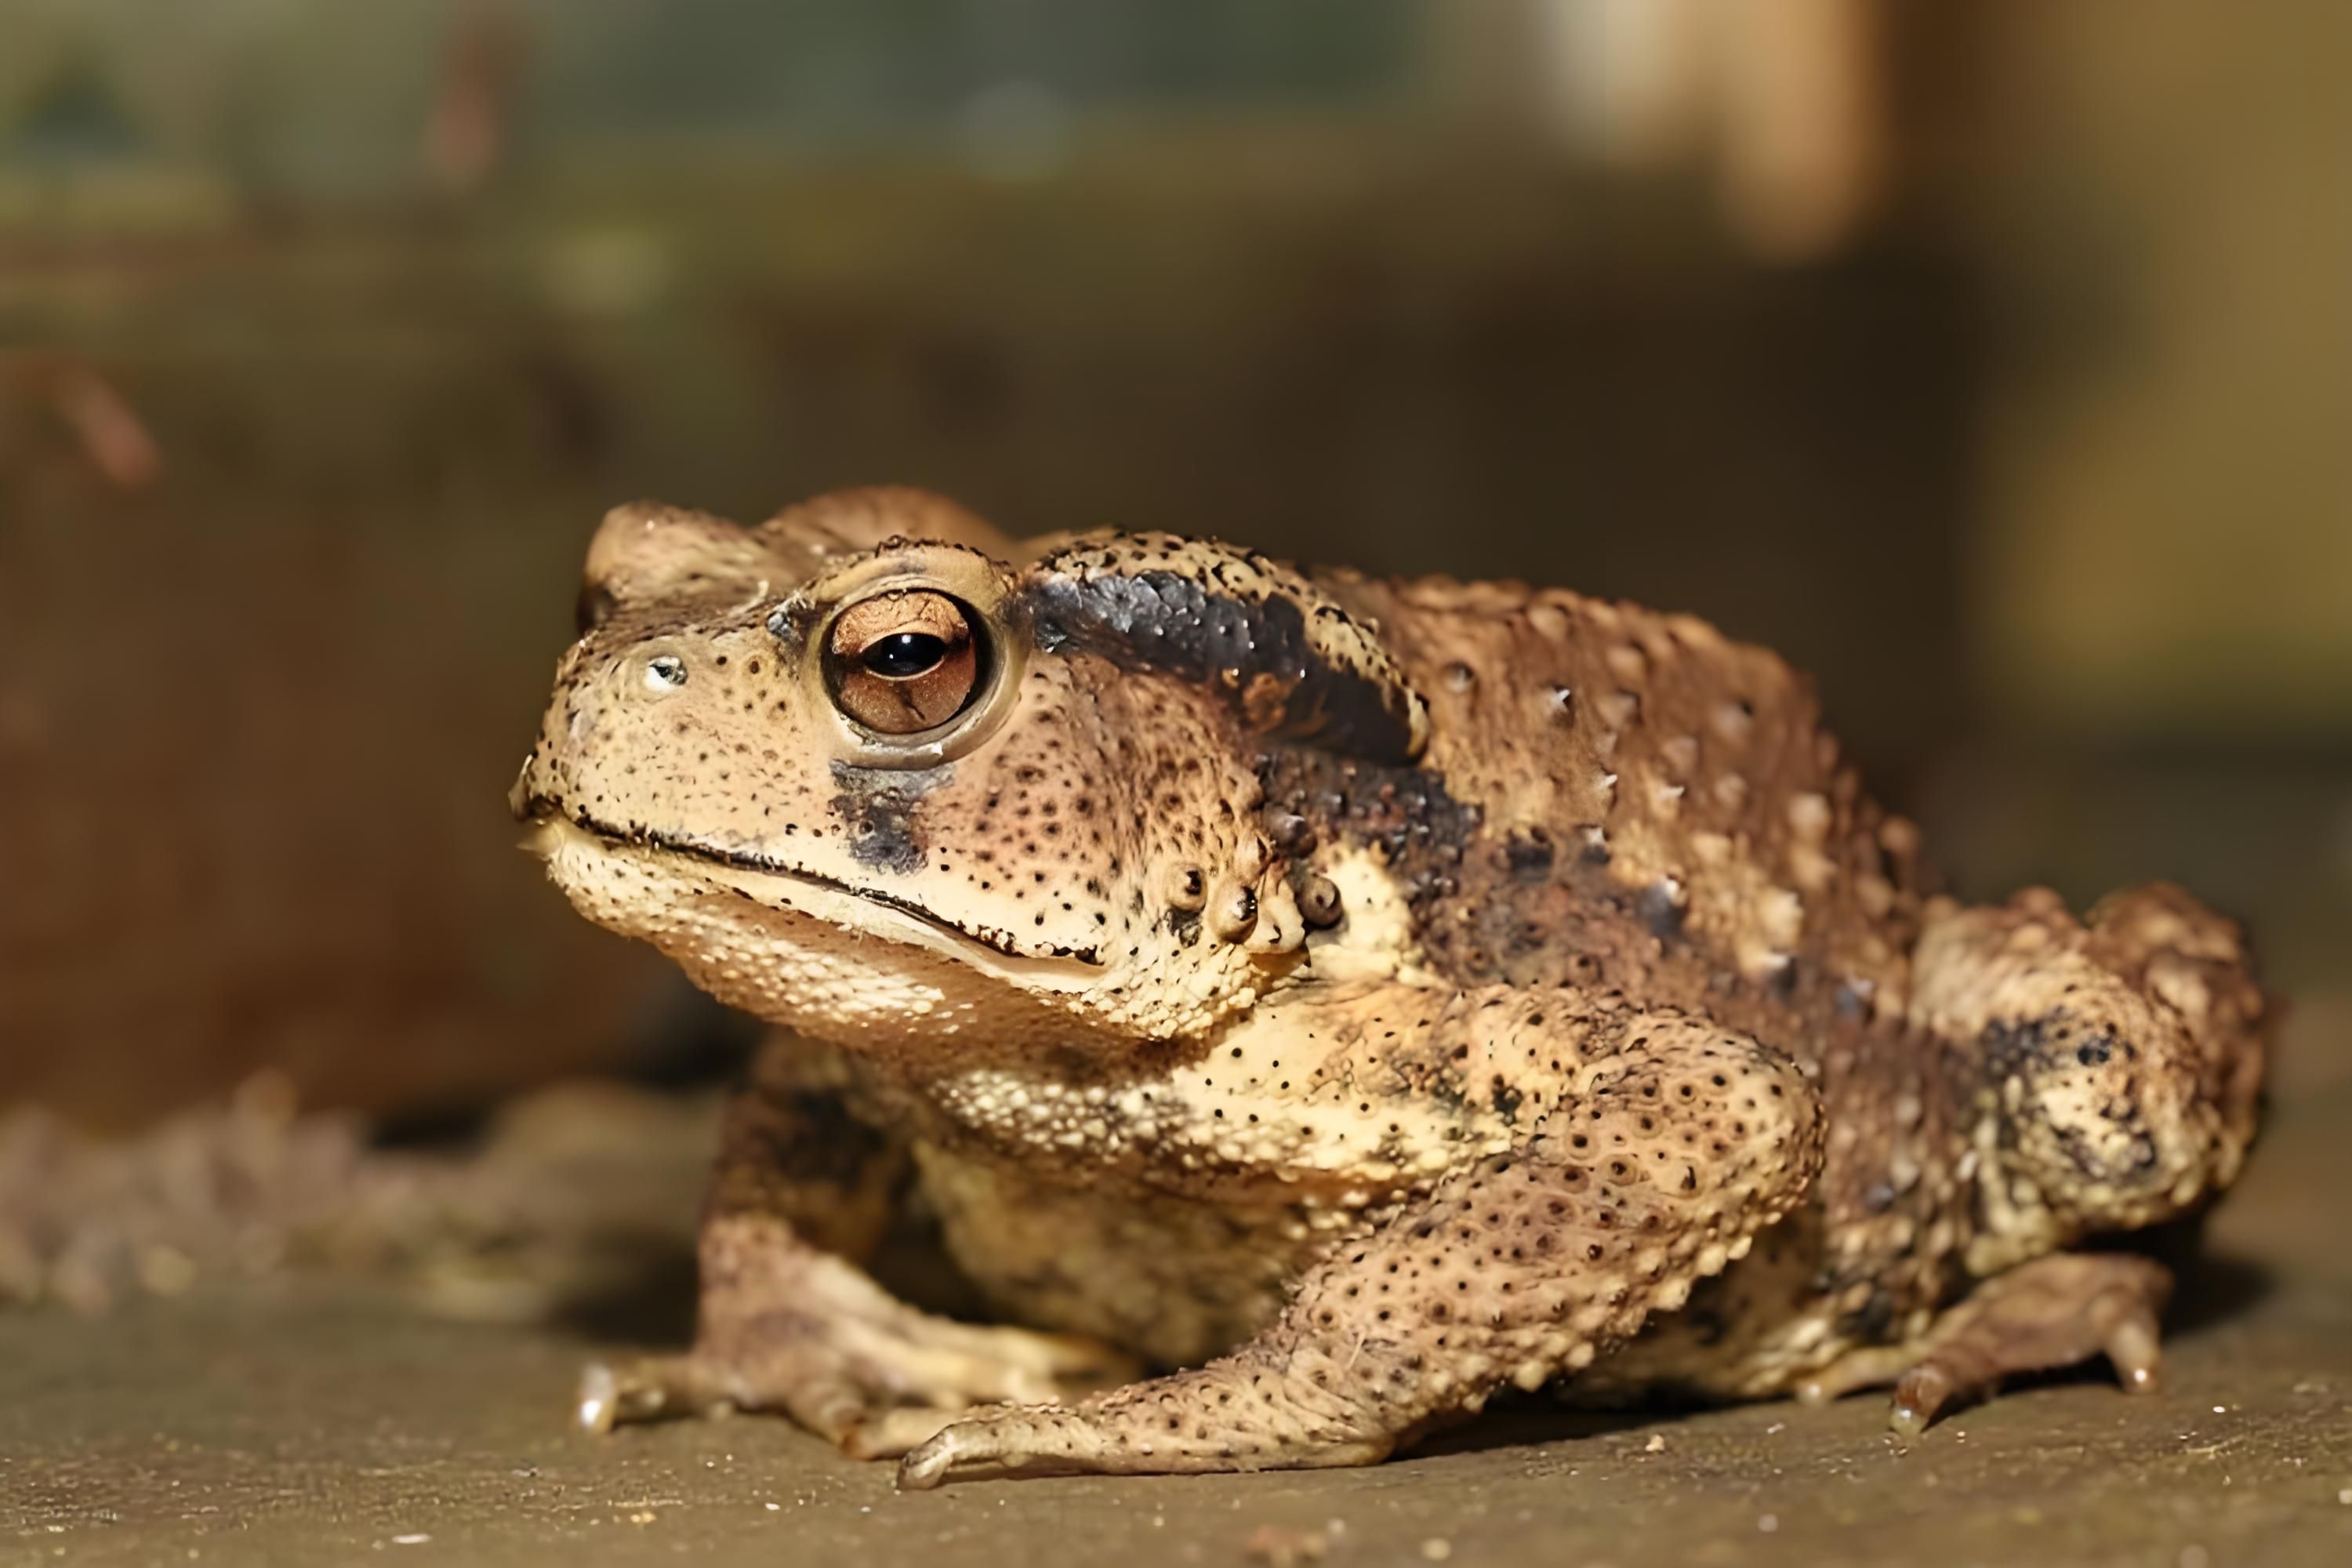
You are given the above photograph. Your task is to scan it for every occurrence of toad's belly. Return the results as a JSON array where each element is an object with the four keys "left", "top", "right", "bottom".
[{"left": 912, "top": 1142, "right": 1363, "bottom": 1367}]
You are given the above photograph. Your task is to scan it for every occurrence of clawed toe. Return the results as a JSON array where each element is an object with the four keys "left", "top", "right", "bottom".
[
  {"left": 575, "top": 1362, "right": 623, "bottom": 1434},
  {"left": 1888, "top": 1362, "right": 1955, "bottom": 1437},
  {"left": 842, "top": 1406, "right": 967, "bottom": 1461},
  {"left": 897, "top": 1424, "right": 977, "bottom": 1489},
  {"left": 575, "top": 1355, "right": 735, "bottom": 1434}
]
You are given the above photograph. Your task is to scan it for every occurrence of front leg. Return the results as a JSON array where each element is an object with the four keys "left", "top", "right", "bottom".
[
  {"left": 901, "top": 1017, "right": 1823, "bottom": 1486},
  {"left": 579, "top": 1034, "right": 1133, "bottom": 1455}
]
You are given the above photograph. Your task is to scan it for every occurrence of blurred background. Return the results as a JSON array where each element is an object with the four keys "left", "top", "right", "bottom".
[{"left": 3, "top": 0, "right": 2347, "bottom": 1138}]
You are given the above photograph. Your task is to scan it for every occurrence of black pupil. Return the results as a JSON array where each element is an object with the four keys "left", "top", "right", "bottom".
[{"left": 862, "top": 632, "right": 947, "bottom": 678}]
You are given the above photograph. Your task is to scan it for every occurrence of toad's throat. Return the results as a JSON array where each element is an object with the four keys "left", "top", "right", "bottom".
[{"left": 523, "top": 808, "right": 1105, "bottom": 974}]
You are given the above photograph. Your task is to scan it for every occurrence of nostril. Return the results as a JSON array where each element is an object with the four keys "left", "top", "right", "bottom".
[{"left": 644, "top": 655, "right": 688, "bottom": 691}]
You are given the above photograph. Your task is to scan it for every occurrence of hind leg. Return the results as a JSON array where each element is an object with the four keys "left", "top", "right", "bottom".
[
  {"left": 1798, "top": 1252, "right": 2171, "bottom": 1435},
  {"left": 1860, "top": 883, "right": 2263, "bottom": 1436}
]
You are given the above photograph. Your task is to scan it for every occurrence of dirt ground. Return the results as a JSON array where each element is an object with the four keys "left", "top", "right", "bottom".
[{"left": 5, "top": 1032, "right": 2351, "bottom": 1568}]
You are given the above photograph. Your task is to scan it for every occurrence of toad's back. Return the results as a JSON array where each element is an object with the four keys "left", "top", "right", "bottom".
[{"left": 1305, "top": 569, "right": 1933, "bottom": 1052}]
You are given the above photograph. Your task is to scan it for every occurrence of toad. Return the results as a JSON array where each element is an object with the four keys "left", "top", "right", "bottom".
[{"left": 512, "top": 487, "right": 2267, "bottom": 1486}]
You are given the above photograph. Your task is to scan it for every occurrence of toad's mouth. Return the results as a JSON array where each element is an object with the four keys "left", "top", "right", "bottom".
[{"left": 520, "top": 809, "right": 1104, "bottom": 980}]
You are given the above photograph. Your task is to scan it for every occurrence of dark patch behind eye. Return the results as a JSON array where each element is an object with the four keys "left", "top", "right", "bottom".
[{"left": 1022, "top": 568, "right": 1419, "bottom": 764}]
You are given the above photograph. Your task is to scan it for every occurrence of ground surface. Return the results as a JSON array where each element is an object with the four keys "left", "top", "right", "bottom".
[{"left": 5, "top": 1055, "right": 2350, "bottom": 1568}]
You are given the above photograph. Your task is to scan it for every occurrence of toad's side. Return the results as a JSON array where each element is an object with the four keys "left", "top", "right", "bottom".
[{"left": 512, "top": 488, "right": 2267, "bottom": 1485}]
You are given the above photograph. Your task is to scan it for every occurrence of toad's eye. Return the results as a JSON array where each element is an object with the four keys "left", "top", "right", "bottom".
[{"left": 825, "top": 590, "right": 982, "bottom": 734}]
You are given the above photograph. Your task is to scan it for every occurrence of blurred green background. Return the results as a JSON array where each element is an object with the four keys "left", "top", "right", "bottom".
[{"left": 3, "top": 0, "right": 2347, "bottom": 1128}]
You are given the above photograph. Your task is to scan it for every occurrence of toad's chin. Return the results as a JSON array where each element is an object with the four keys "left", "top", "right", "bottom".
[{"left": 520, "top": 815, "right": 1105, "bottom": 998}]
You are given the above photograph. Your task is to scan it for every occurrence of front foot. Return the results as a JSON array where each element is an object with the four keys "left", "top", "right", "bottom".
[
  {"left": 1798, "top": 1253, "right": 2172, "bottom": 1436},
  {"left": 576, "top": 1253, "right": 1135, "bottom": 1458}
]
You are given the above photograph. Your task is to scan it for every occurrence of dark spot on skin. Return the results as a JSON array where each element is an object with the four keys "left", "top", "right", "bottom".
[
  {"left": 1985, "top": 1020, "right": 2042, "bottom": 1067},
  {"left": 1164, "top": 906, "right": 1203, "bottom": 947},
  {"left": 1636, "top": 880, "right": 1686, "bottom": 942},
  {"left": 1837, "top": 1286, "right": 1899, "bottom": 1343},
  {"left": 1490, "top": 1081, "right": 1525, "bottom": 1123},
  {"left": 828, "top": 760, "right": 940, "bottom": 873},
  {"left": 1258, "top": 748, "right": 1480, "bottom": 937},
  {"left": 1504, "top": 830, "right": 1555, "bottom": 883},
  {"left": 1984, "top": 1011, "right": 2167, "bottom": 1188},
  {"left": 1023, "top": 561, "right": 1421, "bottom": 763},
  {"left": 1980, "top": 1012, "right": 2058, "bottom": 1077}
]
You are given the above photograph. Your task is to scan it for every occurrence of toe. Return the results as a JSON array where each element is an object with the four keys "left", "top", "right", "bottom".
[
  {"left": 575, "top": 1355, "right": 724, "bottom": 1433},
  {"left": 897, "top": 1426, "right": 967, "bottom": 1490},
  {"left": 836, "top": 1316, "right": 1123, "bottom": 1409},
  {"left": 895, "top": 1414, "right": 1050, "bottom": 1488},
  {"left": 2105, "top": 1315, "right": 2163, "bottom": 1394},
  {"left": 920, "top": 1319, "right": 1138, "bottom": 1386},
  {"left": 993, "top": 1327, "right": 1138, "bottom": 1384},
  {"left": 842, "top": 1406, "right": 964, "bottom": 1461},
  {"left": 575, "top": 1363, "right": 622, "bottom": 1434},
  {"left": 1888, "top": 1362, "right": 1956, "bottom": 1437}
]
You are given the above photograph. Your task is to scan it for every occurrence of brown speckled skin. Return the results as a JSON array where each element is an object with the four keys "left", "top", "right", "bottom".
[{"left": 514, "top": 488, "right": 2267, "bottom": 1485}]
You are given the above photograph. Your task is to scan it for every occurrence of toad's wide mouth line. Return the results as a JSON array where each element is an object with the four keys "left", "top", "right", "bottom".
[{"left": 520, "top": 804, "right": 1105, "bottom": 975}]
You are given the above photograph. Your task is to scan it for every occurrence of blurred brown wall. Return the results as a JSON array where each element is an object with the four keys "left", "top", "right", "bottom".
[
  {"left": 4, "top": 0, "right": 2345, "bottom": 1127},
  {"left": 0, "top": 144, "right": 1979, "bottom": 1126}
]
